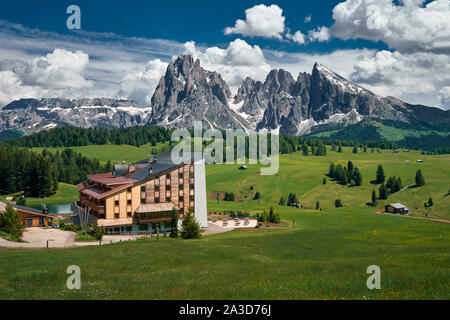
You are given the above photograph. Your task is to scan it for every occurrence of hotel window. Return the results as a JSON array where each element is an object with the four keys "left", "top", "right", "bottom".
[
  {"left": 127, "top": 187, "right": 132, "bottom": 193},
  {"left": 127, "top": 200, "right": 132, "bottom": 205},
  {"left": 166, "top": 198, "right": 171, "bottom": 203},
  {"left": 114, "top": 200, "right": 119, "bottom": 206},
  {"left": 179, "top": 196, "right": 184, "bottom": 202},
  {"left": 127, "top": 212, "right": 132, "bottom": 218},
  {"left": 189, "top": 172, "right": 194, "bottom": 178},
  {"left": 189, "top": 195, "right": 194, "bottom": 201},
  {"left": 166, "top": 185, "right": 171, "bottom": 191},
  {"left": 141, "top": 186, "right": 146, "bottom": 193},
  {"left": 155, "top": 197, "right": 160, "bottom": 203},
  {"left": 155, "top": 186, "right": 160, "bottom": 192},
  {"left": 178, "top": 173, "right": 183, "bottom": 178},
  {"left": 179, "top": 184, "right": 183, "bottom": 190},
  {"left": 166, "top": 173, "right": 171, "bottom": 179},
  {"left": 114, "top": 213, "right": 119, "bottom": 219},
  {"left": 189, "top": 184, "right": 194, "bottom": 190},
  {"left": 141, "top": 198, "right": 145, "bottom": 204}
]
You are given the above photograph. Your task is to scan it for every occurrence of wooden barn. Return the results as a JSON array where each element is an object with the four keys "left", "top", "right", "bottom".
[
  {"left": 0, "top": 202, "right": 53, "bottom": 228},
  {"left": 385, "top": 203, "right": 410, "bottom": 215}
]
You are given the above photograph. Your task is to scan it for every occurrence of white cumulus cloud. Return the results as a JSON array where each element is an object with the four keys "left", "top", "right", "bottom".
[
  {"left": 286, "top": 31, "right": 306, "bottom": 45},
  {"left": 350, "top": 50, "right": 450, "bottom": 108},
  {"left": 224, "top": 4, "right": 285, "bottom": 39},
  {"left": 308, "top": 26, "right": 331, "bottom": 42},
  {"left": 330, "top": 0, "right": 450, "bottom": 53},
  {"left": 0, "top": 48, "right": 92, "bottom": 106},
  {"left": 183, "top": 39, "right": 272, "bottom": 92},
  {"left": 116, "top": 59, "right": 168, "bottom": 106}
]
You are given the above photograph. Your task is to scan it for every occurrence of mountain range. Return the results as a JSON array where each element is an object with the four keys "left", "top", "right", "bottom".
[{"left": 1, "top": 55, "right": 449, "bottom": 138}]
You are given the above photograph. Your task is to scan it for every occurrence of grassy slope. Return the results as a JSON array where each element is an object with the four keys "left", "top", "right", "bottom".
[
  {"left": 206, "top": 147, "right": 450, "bottom": 220},
  {"left": 0, "top": 207, "right": 448, "bottom": 299},
  {"left": 23, "top": 183, "right": 79, "bottom": 207},
  {"left": 31, "top": 142, "right": 170, "bottom": 164},
  {"left": 0, "top": 145, "right": 449, "bottom": 299}
]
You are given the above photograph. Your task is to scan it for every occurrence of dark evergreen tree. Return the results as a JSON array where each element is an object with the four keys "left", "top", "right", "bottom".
[
  {"left": 415, "top": 169, "right": 425, "bottom": 187},
  {"left": 376, "top": 165, "right": 386, "bottom": 184},
  {"left": 353, "top": 167, "right": 362, "bottom": 186},
  {"left": 379, "top": 183, "right": 388, "bottom": 200},
  {"left": 316, "top": 201, "right": 320, "bottom": 210},
  {"left": 169, "top": 209, "right": 179, "bottom": 238},
  {"left": 372, "top": 190, "right": 377, "bottom": 204},
  {"left": 328, "top": 163, "right": 336, "bottom": 179},
  {"left": 335, "top": 199, "right": 343, "bottom": 208},
  {"left": 180, "top": 210, "right": 201, "bottom": 239},
  {"left": 278, "top": 197, "right": 286, "bottom": 206}
]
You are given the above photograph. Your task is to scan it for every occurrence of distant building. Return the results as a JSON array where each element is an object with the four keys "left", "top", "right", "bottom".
[
  {"left": 77, "top": 152, "right": 207, "bottom": 235},
  {"left": 385, "top": 203, "right": 410, "bottom": 215},
  {"left": 0, "top": 202, "right": 53, "bottom": 228}
]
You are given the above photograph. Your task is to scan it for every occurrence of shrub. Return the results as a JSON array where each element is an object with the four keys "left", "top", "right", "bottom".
[
  {"left": 90, "top": 219, "right": 105, "bottom": 241},
  {"left": 253, "top": 192, "right": 261, "bottom": 200},
  {"left": 169, "top": 209, "right": 179, "bottom": 238},
  {"left": 335, "top": 199, "right": 343, "bottom": 208},
  {"left": 181, "top": 211, "right": 201, "bottom": 239},
  {"left": 279, "top": 197, "right": 286, "bottom": 206}
]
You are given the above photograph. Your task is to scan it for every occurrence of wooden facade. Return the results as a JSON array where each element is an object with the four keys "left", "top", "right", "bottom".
[{"left": 78, "top": 160, "right": 196, "bottom": 231}]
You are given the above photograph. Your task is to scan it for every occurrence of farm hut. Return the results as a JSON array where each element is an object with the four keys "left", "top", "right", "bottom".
[{"left": 385, "top": 203, "right": 410, "bottom": 215}]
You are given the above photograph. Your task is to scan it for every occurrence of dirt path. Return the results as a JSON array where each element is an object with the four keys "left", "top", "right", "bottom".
[
  {"left": 0, "top": 228, "right": 77, "bottom": 249},
  {"left": 375, "top": 212, "right": 450, "bottom": 224}
]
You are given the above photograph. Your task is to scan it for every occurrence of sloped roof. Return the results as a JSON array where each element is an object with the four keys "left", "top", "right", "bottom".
[
  {"left": 135, "top": 203, "right": 177, "bottom": 214},
  {"left": 389, "top": 203, "right": 408, "bottom": 209}
]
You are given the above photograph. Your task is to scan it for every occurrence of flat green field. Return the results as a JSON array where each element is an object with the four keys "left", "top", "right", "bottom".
[{"left": 0, "top": 207, "right": 448, "bottom": 299}]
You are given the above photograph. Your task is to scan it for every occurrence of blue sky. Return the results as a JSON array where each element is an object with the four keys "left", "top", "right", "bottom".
[
  {"left": 0, "top": 0, "right": 388, "bottom": 53},
  {"left": 0, "top": 0, "right": 449, "bottom": 109}
]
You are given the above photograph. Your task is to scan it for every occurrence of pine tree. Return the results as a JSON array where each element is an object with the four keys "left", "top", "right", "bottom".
[
  {"left": 353, "top": 167, "right": 362, "bottom": 186},
  {"left": 316, "top": 201, "right": 320, "bottom": 210},
  {"left": 415, "top": 169, "right": 425, "bottom": 187},
  {"left": 335, "top": 199, "right": 343, "bottom": 208},
  {"left": 169, "top": 209, "right": 179, "bottom": 238},
  {"left": 372, "top": 190, "right": 377, "bottom": 204},
  {"left": 352, "top": 146, "right": 358, "bottom": 154},
  {"left": 180, "top": 211, "right": 200, "bottom": 239},
  {"left": 338, "top": 145, "right": 343, "bottom": 153},
  {"left": 0, "top": 204, "right": 24, "bottom": 239},
  {"left": 90, "top": 219, "right": 105, "bottom": 241},
  {"left": 379, "top": 183, "right": 388, "bottom": 200},
  {"left": 376, "top": 165, "right": 386, "bottom": 184},
  {"left": 302, "top": 144, "right": 309, "bottom": 156},
  {"left": 278, "top": 197, "right": 286, "bottom": 206},
  {"left": 347, "top": 161, "right": 354, "bottom": 179},
  {"left": 323, "top": 177, "right": 327, "bottom": 185},
  {"left": 427, "top": 197, "right": 433, "bottom": 207},
  {"left": 328, "top": 163, "right": 336, "bottom": 179}
]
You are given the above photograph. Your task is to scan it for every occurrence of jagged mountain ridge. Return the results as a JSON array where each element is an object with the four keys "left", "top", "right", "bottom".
[
  {"left": 148, "top": 55, "right": 249, "bottom": 130},
  {"left": 0, "top": 98, "right": 151, "bottom": 132},
  {"left": 1, "top": 55, "right": 449, "bottom": 136}
]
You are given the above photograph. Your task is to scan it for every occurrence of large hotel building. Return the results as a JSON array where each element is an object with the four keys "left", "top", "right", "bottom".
[{"left": 77, "top": 152, "right": 207, "bottom": 234}]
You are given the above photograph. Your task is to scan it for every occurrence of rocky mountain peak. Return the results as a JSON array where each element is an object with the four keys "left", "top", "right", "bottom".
[{"left": 148, "top": 55, "right": 246, "bottom": 130}]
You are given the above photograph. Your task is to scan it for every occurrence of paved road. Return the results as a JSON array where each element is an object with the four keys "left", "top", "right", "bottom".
[
  {"left": 0, "top": 228, "right": 76, "bottom": 249},
  {"left": 0, "top": 223, "right": 234, "bottom": 249}
]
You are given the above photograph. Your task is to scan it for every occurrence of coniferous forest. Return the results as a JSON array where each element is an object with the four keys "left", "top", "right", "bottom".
[{"left": 0, "top": 145, "right": 111, "bottom": 197}]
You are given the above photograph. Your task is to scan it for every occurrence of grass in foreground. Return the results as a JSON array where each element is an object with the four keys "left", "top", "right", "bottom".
[{"left": 0, "top": 207, "right": 448, "bottom": 299}]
